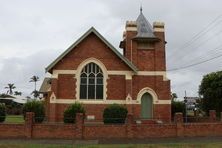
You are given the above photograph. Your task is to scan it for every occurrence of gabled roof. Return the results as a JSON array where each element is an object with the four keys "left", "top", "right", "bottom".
[{"left": 46, "top": 27, "right": 138, "bottom": 73}]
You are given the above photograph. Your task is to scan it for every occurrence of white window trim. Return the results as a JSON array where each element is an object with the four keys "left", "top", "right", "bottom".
[
  {"left": 80, "top": 62, "right": 103, "bottom": 100},
  {"left": 75, "top": 58, "right": 108, "bottom": 101}
]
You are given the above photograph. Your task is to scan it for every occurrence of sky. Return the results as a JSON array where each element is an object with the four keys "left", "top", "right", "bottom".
[{"left": 0, "top": 0, "right": 222, "bottom": 98}]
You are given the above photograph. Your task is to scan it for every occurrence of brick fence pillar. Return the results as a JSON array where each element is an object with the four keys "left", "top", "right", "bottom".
[
  {"left": 221, "top": 112, "right": 222, "bottom": 122},
  {"left": 126, "top": 114, "right": 134, "bottom": 138},
  {"left": 76, "top": 113, "right": 84, "bottom": 139},
  {"left": 174, "top": 112, "right": 184, "bottom": 137},
  {"left": 209, "top": 110, "right": 216, "bottom": 122},
  {"left": 25, "top": 112, "right": 34, "bottom": 139}
]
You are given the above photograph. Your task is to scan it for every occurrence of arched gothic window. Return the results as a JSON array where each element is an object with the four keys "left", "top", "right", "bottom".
[{"left": 80, "top": 62, "right": 103, "bottom": 99}]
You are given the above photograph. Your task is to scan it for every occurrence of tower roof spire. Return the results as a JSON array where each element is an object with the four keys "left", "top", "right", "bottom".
[
  {"left": 140, "top": 5, "right": 142, "bottom": 13},
  {"left": 135, "top": 7, "right": 158, "bottom": 40}
]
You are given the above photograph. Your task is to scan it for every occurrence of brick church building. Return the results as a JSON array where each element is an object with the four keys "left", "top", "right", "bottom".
[{"left": 40, "top": 9, "right": 171, "bottom": 122}]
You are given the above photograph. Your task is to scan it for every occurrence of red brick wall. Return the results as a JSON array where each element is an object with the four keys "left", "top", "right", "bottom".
[
  {"left": 55, "top": 104, "right": 69, "bottom": 121},
  {"left": 183, "top": 123, "right": 222, "bottom": 137},
  {"left": 132, "top": 75, "right": 171, "bottom": 100},
  {"left": 32, "top": 124, "right": 76, "bottom": 139},
  {"left": 58, "top": 74, "right": 76, "bottom": 99},
  {"left": 123, "top": 27, "right": 166, "bottom": 71},
  {"left": 51, "top": 79, "right": 58, "bottom": 97},
  {"left": 154, "top": 31, "right": 166, "bottom": 71},
  {"left": 107, "top": 75, "right": 126, "bottom": 100},
  {"left": 154, "top": 104, "right": 171, "bottom": 122},
  {"left": 132, "top": 124, "right": 177, "bottom": 138},
  {"left": 47, "top": 28, "right": 171, "bottom": 123},
  {"left": 84, "top": 125, "right": 126, "bottom": 139},
  {"left": 124, "top": 31, "right": 137, "bottom": 64},
  {"left": 53, "top": 33, "right": 131, "bottom": 71},
  {"left": 53, "top": 104, "right": 170, "bottom": 122},
  {"left": 137, "top": 49, "right": 155, "bottom": 70},
  {"left": 0, "top": 124, "right": 25, "bottom": 138},
  {"left": 1, "top": 113, "right": 222, "bottom": 139}
]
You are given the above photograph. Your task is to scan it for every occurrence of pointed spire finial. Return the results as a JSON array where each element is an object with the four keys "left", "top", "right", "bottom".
[{"left": 140, "top": 5, "right": 143, "bottom": 13}]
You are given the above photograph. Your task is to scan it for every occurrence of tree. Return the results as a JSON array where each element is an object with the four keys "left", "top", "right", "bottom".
[
  {"left": 29, "top": 76, "right": 39, "bottom": 91},
  {"left": 23, "top": 100, "right": 45, "bottom": 123},
  {"left": 171, "top": 92, "right": 178, "bottom": 101},
  {"left": 171, "top": 101, "right": 185, "bottom": 117},
  {"left": 171, "top": 93, "right": 185, "bottom": 116},
  {"left": 31, "top": 90, "right": 40, "bottom": 98},
  {"left": 199, "top": 71, "right": 222, "bottom": 116},
  {"left": 29, "top": 76, "right": 39, "bottom": 98},
  {"left": 4, "top": 83, "right": 16, "bottom": 95},
  {"left": 14, "top": 91, "right": 22, "bottom": 96}
]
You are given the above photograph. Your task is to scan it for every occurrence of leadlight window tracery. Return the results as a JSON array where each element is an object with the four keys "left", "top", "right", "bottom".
[{"left": 80, "top": 62, "right": 103, "bottom": 99}]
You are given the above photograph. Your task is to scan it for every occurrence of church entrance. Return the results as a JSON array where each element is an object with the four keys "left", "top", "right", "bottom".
[{"left": 141, "top": 93, "right": 153, "bottom": 119}]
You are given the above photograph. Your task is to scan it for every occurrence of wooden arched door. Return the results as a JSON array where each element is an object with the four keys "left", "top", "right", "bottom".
[{"left": 141, "top": 93, "right": 153, "bottom": 119}]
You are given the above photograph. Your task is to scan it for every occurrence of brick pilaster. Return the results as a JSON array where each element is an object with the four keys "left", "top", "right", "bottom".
[
  {"left": 76, "top": 113, "right": 84, "bottom": 139},
  {"left": 126, "top": 114, "right": 134, "bottom": 138},
  {"left": 209, "top": 110, "right": 216, "bottom": 122},
  {"left": 174, "top": 112, "right": 184, "bottom": 137},
  {"left": 25, "top": 112, "right": 34, "bottom": 139}
]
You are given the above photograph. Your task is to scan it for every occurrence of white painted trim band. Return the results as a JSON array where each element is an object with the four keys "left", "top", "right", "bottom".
[
  {"left": 49, "top": 98, "right": 171, "bottom": 105},
  {"left": 153, "top": 28, "right": 164, "bottom": 32},
  {"left": 126, "top": 27, "right": 137, "bottom": 31},
  {"left": 52, "top": 70, "right": 169, "bottom": 80}
]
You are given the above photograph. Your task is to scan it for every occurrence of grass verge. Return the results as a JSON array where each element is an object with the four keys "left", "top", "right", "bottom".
[{"left": 4, "top": 115, "right": 24, "bottom": 123}]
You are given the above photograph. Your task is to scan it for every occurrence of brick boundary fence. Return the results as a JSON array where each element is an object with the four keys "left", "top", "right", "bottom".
[{"left": 0, "top": 110, "right": 222, "bottom": 139}]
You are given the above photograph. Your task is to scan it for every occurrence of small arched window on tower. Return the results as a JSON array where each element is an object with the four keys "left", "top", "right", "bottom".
[{"left": 80, "top": 62, "right": 103, "bottom": 100}]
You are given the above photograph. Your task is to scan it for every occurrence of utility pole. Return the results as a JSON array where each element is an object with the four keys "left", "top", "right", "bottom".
[{"left": 184, "top": 90, "right": 187, "bottom": 123}]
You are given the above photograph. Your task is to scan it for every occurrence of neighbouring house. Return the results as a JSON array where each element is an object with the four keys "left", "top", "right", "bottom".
[
  {"left": 40, "top": 9, "right": 171, "bottom": 122},
  {"left": 0, "top": 95, "right": 28, "bottom": 114}
]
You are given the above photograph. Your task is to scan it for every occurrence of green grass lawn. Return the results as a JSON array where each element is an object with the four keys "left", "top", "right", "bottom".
[
  {"left": 4, "top": 115, "right": 24, "bottom": 123},
  {"left": 0, "top": 143, "right": 222, "bottom": 148}
]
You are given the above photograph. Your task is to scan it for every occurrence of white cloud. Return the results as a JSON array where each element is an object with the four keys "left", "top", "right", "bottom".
[{"left": 0, "top": 0, "right": 222, "bottom": 98}]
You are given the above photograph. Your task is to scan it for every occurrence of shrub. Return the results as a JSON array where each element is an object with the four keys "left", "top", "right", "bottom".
[
  {"left": 0, "top": 103, "right": 6, "bottom": 122},
  {"left": 23, "top": 100, "right": 45, "bottom": 123},
  {"left": 103, "top": 104, "right": 128, "bottom": 124},
  {"left": 63, "top": 102, "right": 85, "bottom": 123},
  {"left": 171, "top": 100, "right": 185, "bottom": 116}
]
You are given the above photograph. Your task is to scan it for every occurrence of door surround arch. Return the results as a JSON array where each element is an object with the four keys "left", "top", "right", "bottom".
[{"left": 136, "top": 87, "right": 158, "bottom": 104}]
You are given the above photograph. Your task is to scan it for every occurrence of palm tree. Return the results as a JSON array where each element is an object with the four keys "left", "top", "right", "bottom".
[
  {"left": 31, "top": 90, "right": 40, "bottom": 98},
  {"left": 5, "top": 83, "right": 16, "bottom": 95},
  {"left": 14, "top": 91, "right": 22, "bottom": 96},
  {"left": 29, "top": 75, "right": 39, "bottom": 91}
]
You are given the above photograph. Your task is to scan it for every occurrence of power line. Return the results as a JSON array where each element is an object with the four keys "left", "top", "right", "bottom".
[
  {"left": 167, "top": 49, "right": 222, "bottom": 71},
  {"left": 176, "top": 15, "right": 222, "bottom": 50},
  {"left": 168, "top": 28, "right": 222, "bottom": 63},
  {"left": 182, "top": 45, "right": 222, "bottom": 65},
  {"left": 169, "top": 43, "right": 222, "bottom": 68},
  {"left": 168, "top": 15, "right": 222, "bottom": 60}
]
